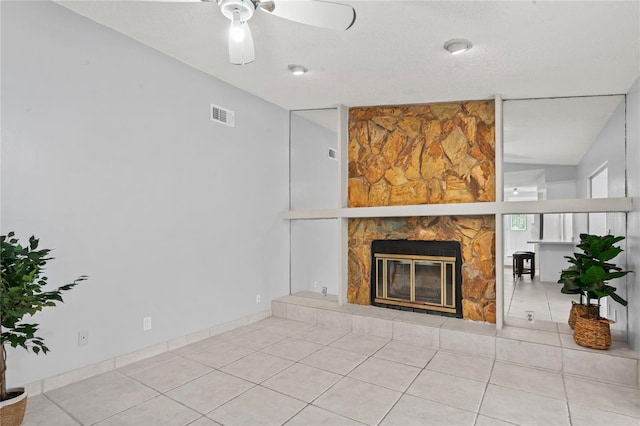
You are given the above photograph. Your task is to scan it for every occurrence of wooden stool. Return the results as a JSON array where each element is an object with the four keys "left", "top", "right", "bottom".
[{"left": 512, "top": 251, "right": 535, "bottom": 279}]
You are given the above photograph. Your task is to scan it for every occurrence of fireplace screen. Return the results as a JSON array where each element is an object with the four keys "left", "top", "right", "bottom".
[{"left": 375, "top": 253, "right": 456, "bottom": 314}]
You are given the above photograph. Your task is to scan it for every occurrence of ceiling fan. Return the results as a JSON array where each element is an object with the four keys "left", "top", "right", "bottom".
[{"left": 165, "top": 0, "right": 356, "bottom": 65}]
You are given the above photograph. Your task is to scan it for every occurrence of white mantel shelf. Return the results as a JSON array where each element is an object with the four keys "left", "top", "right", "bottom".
[{"left": 282, "top": 197, "right": 634, "bottom": 220}]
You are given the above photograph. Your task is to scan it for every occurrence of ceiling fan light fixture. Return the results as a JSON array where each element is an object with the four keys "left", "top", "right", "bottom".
[
  {"left": 444, "top": 39, "right": 473, "bottom": 55},
  {"left": 229, "top": 12, "right": 245, "bottom": 42},
  {"left": 288, "top": 64, "right": 308, "bottom": 76}
]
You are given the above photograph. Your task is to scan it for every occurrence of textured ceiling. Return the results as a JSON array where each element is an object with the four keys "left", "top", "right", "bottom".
[
  {"left": 54, "top": 1, "right": 639, "bottom": 166},
  {"left": 503, "top": 95, "right": 625, "bottom": 165},
  {"left": 56, "top": 0, "right": 640, "bottom": 110}
]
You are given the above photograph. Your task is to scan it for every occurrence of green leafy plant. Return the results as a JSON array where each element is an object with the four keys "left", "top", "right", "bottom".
[
  {"left": 558, "top": 233, "right": 631, "bottom": 318},
  {"left": 1, "top": 232, "right": 86, "bottom": 402}
]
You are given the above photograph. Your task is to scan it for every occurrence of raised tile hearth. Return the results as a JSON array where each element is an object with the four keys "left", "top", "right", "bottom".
[{"left": 274, "top": 292, "right": 639, "bottom": 389}]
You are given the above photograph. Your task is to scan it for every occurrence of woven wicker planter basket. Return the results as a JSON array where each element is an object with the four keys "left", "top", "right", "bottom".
[
  {"left": 573, "top": 315, "right": 613, "bottom": 350},
  {"left": 0, "top": 387, "right": 27, "bottom": 426},
  {"left": 568, "top": 301, "right": 599, "bottom": 329}
]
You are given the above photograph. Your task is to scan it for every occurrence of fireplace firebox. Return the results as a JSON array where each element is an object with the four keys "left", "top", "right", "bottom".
[{"left": 370, "top": 240, "right": 463, "bottom": 317}]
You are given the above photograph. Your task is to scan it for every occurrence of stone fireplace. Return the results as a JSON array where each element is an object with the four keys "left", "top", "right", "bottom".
[
  {"left": 348, "top": 100, "right": 496, "bottom": 323},
  {"left": 371, "top": 239, "right": 463, "bottom": 317}
]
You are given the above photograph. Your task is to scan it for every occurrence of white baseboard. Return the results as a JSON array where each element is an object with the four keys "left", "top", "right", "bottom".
[{"left": 26, "top": 308, "right": 272, "bottom": 396}]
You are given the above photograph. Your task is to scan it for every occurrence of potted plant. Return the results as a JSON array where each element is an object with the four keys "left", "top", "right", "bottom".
[
  {"left": 558, "top": 233, "right": 631, "bottom": 349},
  {"left": 1, "top": 232, "right": 86, "bottom": 426}
]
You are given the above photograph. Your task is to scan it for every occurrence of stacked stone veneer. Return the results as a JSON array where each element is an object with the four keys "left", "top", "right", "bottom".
[{"left": 347, "top": 101, "right": 497, "bottom": 322}]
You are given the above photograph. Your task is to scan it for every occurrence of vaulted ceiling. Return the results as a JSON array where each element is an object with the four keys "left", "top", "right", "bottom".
[{"left": 55, "top": 1, "right": 639, "bottom": 166}]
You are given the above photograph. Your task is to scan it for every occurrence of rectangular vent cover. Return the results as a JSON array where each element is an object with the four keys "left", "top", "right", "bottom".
[
  {"left": 328, "top": 148, "right": 337, "bottom": 160},
  {"left": 211, "top": 104, "right": 235, "bottom": 127}
]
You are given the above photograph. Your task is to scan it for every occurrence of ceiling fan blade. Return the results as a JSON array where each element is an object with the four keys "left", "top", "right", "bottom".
[
  {"left": 229, "top": 21, "right": 255, "bottom": 65},
  {"left": 260, "top": 0, "right": 356, "bottom": 31}
]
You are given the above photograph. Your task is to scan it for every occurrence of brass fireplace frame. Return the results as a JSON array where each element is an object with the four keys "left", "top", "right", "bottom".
[{"left": 374, "top": 253, "right": 457, "bottom": 314}]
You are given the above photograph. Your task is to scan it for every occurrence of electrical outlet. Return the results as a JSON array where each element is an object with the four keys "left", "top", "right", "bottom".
[
  {"left": 78, "top": 330, "right": 89, "bottom": 346},
  {"left": 526, "top": 311, "right": 535, "bottom": 324},
  {"left": 143, "top": 316, "right": 152, "bottom": 331},
  {"left": 256, "top": 294, "right": 261, "bottom": 304}
]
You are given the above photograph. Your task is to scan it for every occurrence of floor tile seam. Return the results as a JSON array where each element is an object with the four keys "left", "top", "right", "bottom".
[
  {"left": 292, "top": 329, "right": 349, "bottom": 346},
  {"left": 219, "top": 355, "right": 296, "bottom": 387},
  {"left": 560, "top": 370, "right": 640, "bottom": 390},
  {"left": 496, "top": 334, "right": 563, "bottom": 347},
  {"left": 495, "top": 334, "right": 565, "bottom": 349},
  {"left": 558, "top": 343, "right": 640, "bottom": 360},
  {"left": 308, "top": 375, "right": 403, "bottom": 425},
  {"left": 48, "top": 397, "right": 84, "bottom": 426},
  {"left": 487, "top": 377, "right": 568, "bottom": 402},
  {"left": 93, "top": 393, "right": 196, "bottom": 426},
  {"left": 389, "top": 356, "right": 435, "bottom": 404},
  {"left": 371, "top": 352, "right": 430, "bottom": 369},
  {"left": 304, "top": 402, "right": 367, "bottom": 425},
  {"left": 177, "top": 349, "right": 255, "bottom": 371},
  {"left": 198, "top": 382, "right": 259, "bottom": 420},
  {"left": 277, "top": 359, "right": 350, "bottom": 404},
  {"left": 279, "top": 400, "right": 310, "bottom": 426},
  {"left": 258, "top": 337, "right": 327, "bottom": 362},
  {"left": 160, "top": 384, "right": 233, "bottom": 417},
  {"left": 261, "top": 325, "right": 317, "bottom": 338},
  {"left": 486, "top": 382, "right": 570, "bottom": 405},
  {"left": 170, "top": 338, "right": 230, "bottom": 356},
  {"left": 47, "top": 370, "right": 145, "bottom": 405},
  {"left": 402, "top": 388, "right": 482, "bottom": 416},
  {"left": 474, "top": 358, "right": 496, "bottom": 422},
  {"left": 345, "top": 368, "right": 419, "bottom": 394},
  {"left": 119, "top": 354, "right": 188, "bottom": 377},
  {"left": 492, "top": 358, "right": 566, "bottom": 377},
  {"left": 560, "top": 371, "right": 575, "bottom": 426},
  {"left": 226, "top": 336, "right": 288, "bottom": 352},
  {"left": 188, "top": 415, "right": 213, "bottom": 426},
  {"left": 296, "top": 354, "right": 364, "bottom": 378},
  {"left": 372, "top": 388, "right": 403, "bottom": 426},
  {"left": 290, "top": 335, "right": 341, "bottom": 346},
  {"left": 567, "top": 400, "right": 640, "bottom": 420},
  {"left": 327, "top": 342, "right": 388, "bottom": 358},
  {"left": 84, "top": 391, "right": 159, "bottom": 425},
  {"left": 418, "top": 365, "right": 490, "bottom": 385},
  {"left": 473, "top": 413, "right": 518, "bottom": 426},
  {"left": 28, "top": 393, "right": 84, "bottom": 426},
  {"left": 435, "top": 347, "right": 496, "bottom": 362},
  {"left": 120, "top": 367, "right": 194, "bottom": 395},
  {"left": 254, "top": 382, "right": 322, "bottom": 406}
]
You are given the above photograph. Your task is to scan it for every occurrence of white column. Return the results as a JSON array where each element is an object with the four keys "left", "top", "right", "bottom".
[
  {"left": 495, "top": 94, "right": 505, "bottom": 329},
  {"left": 338, "top": 105, "right": 349, "bottom": 305}
]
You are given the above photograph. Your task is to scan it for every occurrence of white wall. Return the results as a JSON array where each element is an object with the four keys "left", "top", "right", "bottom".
[
  {"left": 1, "top": 1, "right": 290, "bottom": 387},
  {"left": 573, "top": 96, "right": 629, "bottom": 335},
  {"left": 625, "top": 78, "right": 640, "bottom": 356},
  {"left": 290, "top": 111, "right": 339, "bottom": 210},
  {"left": 576, "top": 98, "right": 627, "bottom": 199},
  {"left": 503, "top": 163, "right": 577, "bottom": 183},
  {"left": 289, "top": 112, "right": 340, "bottom": 294}
]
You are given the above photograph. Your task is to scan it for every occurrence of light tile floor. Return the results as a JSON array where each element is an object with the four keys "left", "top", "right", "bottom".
[
  {"left": 23, "top": 317, "right": 639, "bottom": 426},
  {"left": 504, "top": 267, "right": 578, "bottom": 323}
]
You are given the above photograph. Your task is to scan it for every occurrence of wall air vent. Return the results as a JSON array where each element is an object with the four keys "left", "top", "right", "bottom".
[
  {"left": 211, "top": 104, "right": 235, "bottom": 127},
  {"left": 328, "top": 147, "right": 337, "bottom": 160}
]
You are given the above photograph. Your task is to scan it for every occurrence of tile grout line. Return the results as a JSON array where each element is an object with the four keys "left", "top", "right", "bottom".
[{"left": 473, "top": 357, "right": 497, "bottom": 425}]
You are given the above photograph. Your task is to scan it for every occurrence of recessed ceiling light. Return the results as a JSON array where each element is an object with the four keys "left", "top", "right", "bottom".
[
  {"left": 444, "top": 39, "right": 473, "bottom": 55},
  {"left": 288, "top": 64, "right": 308, "bottom": 76}
]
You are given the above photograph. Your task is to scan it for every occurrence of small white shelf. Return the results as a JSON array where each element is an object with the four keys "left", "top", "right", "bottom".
[{"left": 283, "top": 197, "right": 634, "bottom": 220}]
